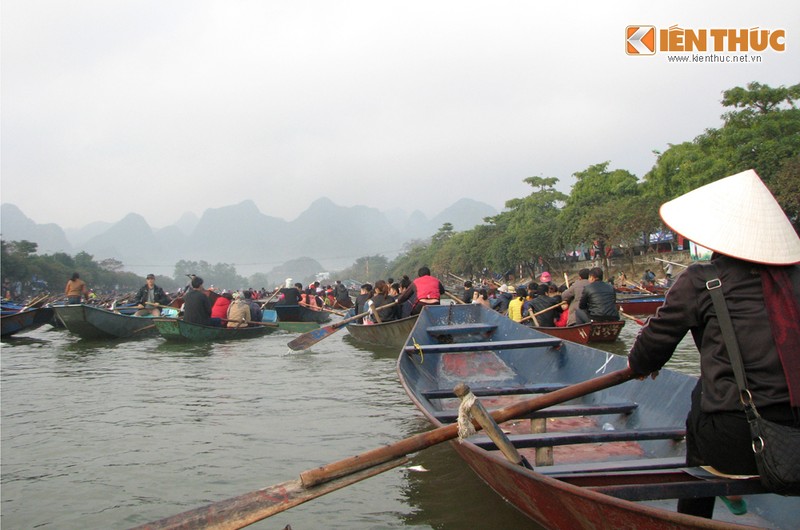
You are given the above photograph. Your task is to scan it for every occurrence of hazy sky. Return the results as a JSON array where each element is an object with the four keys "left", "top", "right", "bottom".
[{"left": 2, "top": 1, "right": 798, "bottom": 230}]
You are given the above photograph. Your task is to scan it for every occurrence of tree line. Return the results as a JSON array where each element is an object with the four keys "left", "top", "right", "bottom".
[{"left": 366, "top": 81, "right": 799, "bottom": 282}]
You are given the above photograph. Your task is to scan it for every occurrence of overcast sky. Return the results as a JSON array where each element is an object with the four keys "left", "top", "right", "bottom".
[{"left": 2, "top": 1, "right": 798, "bottom": 230}]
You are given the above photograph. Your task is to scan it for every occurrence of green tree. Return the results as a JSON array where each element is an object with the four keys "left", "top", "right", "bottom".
[{"left": 645, "top": 81, "right": 800, "bottom": 212}]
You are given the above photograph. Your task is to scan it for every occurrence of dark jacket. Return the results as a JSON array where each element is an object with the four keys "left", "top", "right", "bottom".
[
  {"left": 531, "top": 294, "right": 562, "bottom": 327},
  {"left": 579, "top": 281, "right": 619, "bottom": 321},
  {"left": 629, "top": 256, "right": 796, "bottom": 413},
  {"left": 135, "top": 284, "right": 170, "bottom": 306},
  {"left": 183, "top": 289, "right": 212, "bottom": 326},
  {"left": 277, "top": 287, "right": 301, "bottom": 305},
  {"left": 369, "top": 294, "right": 397, "bottom": 321}
]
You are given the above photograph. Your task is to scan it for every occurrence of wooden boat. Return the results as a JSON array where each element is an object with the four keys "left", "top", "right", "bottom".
[
  {"left": 397, "top": 304, "right": 798, "bottom": 529},
  {"left": 1, "top": 306, "right": 54, "bottom": 337},
  {"left": 53, "top": 304, "right": 158, "bottom": 339},
  {"left": 272, "top": 304, "right": 331, "bottom": 324},
  {"left": 262, "top": 309, "right": 319, "bottom": 333},
  {"left": 152, "top": 318, "right": 277, "bottom": 342},
  {"left": 346, "top": 315, "right": 419, "bottom": 349},
  {"left": 618, "top": 296, "right": 665, "bottom": 316},
  {"left": 532, "top": 321, "right": 624, "bottom": 344}
]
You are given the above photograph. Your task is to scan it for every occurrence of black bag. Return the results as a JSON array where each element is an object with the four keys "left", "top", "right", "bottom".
[
  {"left": 747, "top": 407, "right": 800, "bottom": 495},
  {"left": 705, "top": 264, "right": 800, "bottom": 495}
]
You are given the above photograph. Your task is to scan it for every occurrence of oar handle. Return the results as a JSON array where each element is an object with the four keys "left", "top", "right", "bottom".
[
  {"left": 332, "top": 301, "right": 397, "bottom": 328},
  {"left": 444, "top": 290, "right": 467, "bottom": 304},
  {"left": 519, "top": 301, "right": 562, "bottom": 323},
  {"left": 619, "top": 310, "right": 646, "bottom": 326}
]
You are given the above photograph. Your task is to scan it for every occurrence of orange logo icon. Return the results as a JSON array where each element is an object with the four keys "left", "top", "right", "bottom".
[{"left": 626, "top": 26, "right": 656, "bottom": 55}]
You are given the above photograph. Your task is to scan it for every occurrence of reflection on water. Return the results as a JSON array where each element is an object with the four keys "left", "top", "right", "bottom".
[{"left": 1, "top": 317, "right": 700, "bottom": 529}]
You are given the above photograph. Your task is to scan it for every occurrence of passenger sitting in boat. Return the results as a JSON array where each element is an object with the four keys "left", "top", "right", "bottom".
[
  {"left": 366, "top": 280, "right": 397, "bottom": 322},
  {"left": 531, "top": 283, "right": 562, "bottom": 327},
  {"left": 507, "top": 286, "right": 527, "bottom": 322},
  {"left": 461, "top": 281, "right": 475, "bottom": 304},
  {"left": 333, "top": 280, "right": 353, "bottom": 309},
  {"left": 472, "top": 288, "right": 490, "bottom": 308},
  {"left": 575, "top": 267, "right": 619, "bottom": 323},
  {"left": 226, "top": 292, "right": 251, "bottom": 328},
  {"left": 243, "top": 290, "right": 262, "bottom": 323},
  {"left": 491, "top": 284, "right": 513, "bottom": 314},
  {"left": 211, "top": 292, "right": 233, "bottom": 321},
  {"left": 396, "top": 266, "right": 445, "bottom": 316},
  {"left": 353, "top": 283, "right": 373, "bottom": 323},
  {"left": 276, "top": 278, "right": 302, "bottom": 305},
  {"left": 397, "top": 277, "right": 413, "bottom": 318},
  {"left": 183, "top": 276, "right": 215, "bottom": 326},
  {"left": 628, "top": 170, "right": 800, "bottom": 519},
  {"left": 561, "top": 268, "right": 590, "bottom": 326},
  {"left": 554, "top": 300, "right": 569, "bottom": 327},
  {"left": 133, "top": 273, "right": 171, "bottom": 316}
]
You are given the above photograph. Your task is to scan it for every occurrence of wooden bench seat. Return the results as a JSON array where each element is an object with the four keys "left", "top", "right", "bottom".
[
  {"left": 538, "top": 456, "right": 686, "bottom": 475},
  {"left": 422, "top": 383, "right": 569, "bottom": 400},
  {"left": 468, "top": 427, "right": 685, "bottom": 450},
  {"left": 587, "top": 473, "right": 768, "bottom": 501},
  {"left": 433, "top": 402, "right": 640, "bottom": 423},
  {"left": 402, "top": 337, "right": 562, "bottom": 355},
  {"left": 425, "top": 323, "right": 497, "bottom": 335}
]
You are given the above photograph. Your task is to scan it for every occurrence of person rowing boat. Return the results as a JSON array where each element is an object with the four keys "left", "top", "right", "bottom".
[{"left": 627, "top": 169, "right": 800, "bottom": 518}]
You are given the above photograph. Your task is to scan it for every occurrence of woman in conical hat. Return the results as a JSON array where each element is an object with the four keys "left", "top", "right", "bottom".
[{"left": 627, "top": 169, "right": 800, "bottom": 519}]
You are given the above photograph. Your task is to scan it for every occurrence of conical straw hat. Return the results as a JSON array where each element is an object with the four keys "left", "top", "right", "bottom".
[{"left": 659, "top": 169, "right": 800, "bottom": 265}]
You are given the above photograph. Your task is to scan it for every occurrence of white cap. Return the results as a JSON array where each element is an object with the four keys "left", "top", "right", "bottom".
[{"left": 660, "top": 169, "right": 800, "bottom": 265}]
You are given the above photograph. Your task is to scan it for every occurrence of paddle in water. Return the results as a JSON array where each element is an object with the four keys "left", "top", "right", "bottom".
[{"left": 287, "top": 301, "right": 398, "bottom": 351}]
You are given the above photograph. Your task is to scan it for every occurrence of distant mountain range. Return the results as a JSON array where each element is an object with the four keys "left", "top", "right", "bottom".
[{"left": 1, "top": 198, "right": 497, "bottom": 277}]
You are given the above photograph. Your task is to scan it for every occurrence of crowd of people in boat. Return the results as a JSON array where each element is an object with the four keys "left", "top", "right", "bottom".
[{"left": 341, "top": 266, "right": 621, "bottom": 327}]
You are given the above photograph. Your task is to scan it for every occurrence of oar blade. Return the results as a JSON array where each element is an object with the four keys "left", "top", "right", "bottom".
[{"left": 286, "top": 322, "right": 344, "bottom": 350}]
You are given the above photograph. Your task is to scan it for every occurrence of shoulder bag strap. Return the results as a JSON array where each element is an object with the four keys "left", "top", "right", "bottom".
[{"left": 703, "top": 263, "right": 757, "bottom": 412}]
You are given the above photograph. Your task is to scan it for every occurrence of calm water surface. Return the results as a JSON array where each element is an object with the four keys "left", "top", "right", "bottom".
[{"left": 1, "top": 319, "right": 698, "bottom": 529}]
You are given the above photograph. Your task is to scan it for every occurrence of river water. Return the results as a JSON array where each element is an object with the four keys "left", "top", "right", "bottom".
[{"left": 1, "top": 316, "right": 699, "bottom": 530}]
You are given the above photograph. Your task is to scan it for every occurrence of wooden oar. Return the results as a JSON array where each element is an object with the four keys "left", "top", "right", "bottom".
[
  {"left": 287, "top": 302, "right": 398, "bottom": 351},
  {"left": 654, "top": 257, "right": 688, "bottom": 269},
  {"left": 259, "top": 287, "right": 282, "bottom": 309},
  {"left": 519, "top": 302, "right": 562, "bottom": 324},
  {"left": 444, "top": 290, "right": 466, "bottom": 304},
  {"left": 619, "top": 310, "right": 646, "bottom": 326},
  {"left": 302, "top": 303, "right": 346, "bottom": 317},
  {"left": 133, "top": 367, "right": 634, "bottom": 529}
]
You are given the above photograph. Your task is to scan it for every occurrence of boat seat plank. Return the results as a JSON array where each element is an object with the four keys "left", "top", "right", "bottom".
[
  {"left": 469, "top": 427, "right": 685, "bottom": 449},
  {"left": 433, "top": 402, "right": 639, "bottom": 422},
  {"left": 588, "top": 475, "right": 768, "bottom": 501},
  {"left": 403, "top": 338, "right": 562, "bottom": 355},
  {"left": 425, "top": 324, "right": 497, "bottom": 335},
  {"left": 538, "top": 457, "right": 686, "bottom": 475},
  {"left": 422, "top": 383, "right": 569, "bottom": 399}
]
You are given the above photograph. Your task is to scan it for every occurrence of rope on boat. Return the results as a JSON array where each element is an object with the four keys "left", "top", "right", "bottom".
[
  {"left": 457, "top": 393, "right": 477, "bottom": 442},
  {"left": 411, "top": 337, "right": 424, "bottom": 363}
]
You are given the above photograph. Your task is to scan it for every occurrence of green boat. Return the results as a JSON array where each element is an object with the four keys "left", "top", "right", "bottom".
[
  {"left": 153, "top": 319, "right": 278, "bottom": 342},
  {"left": 276, "top": 321, "right": 319, "bottom": 333}
]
